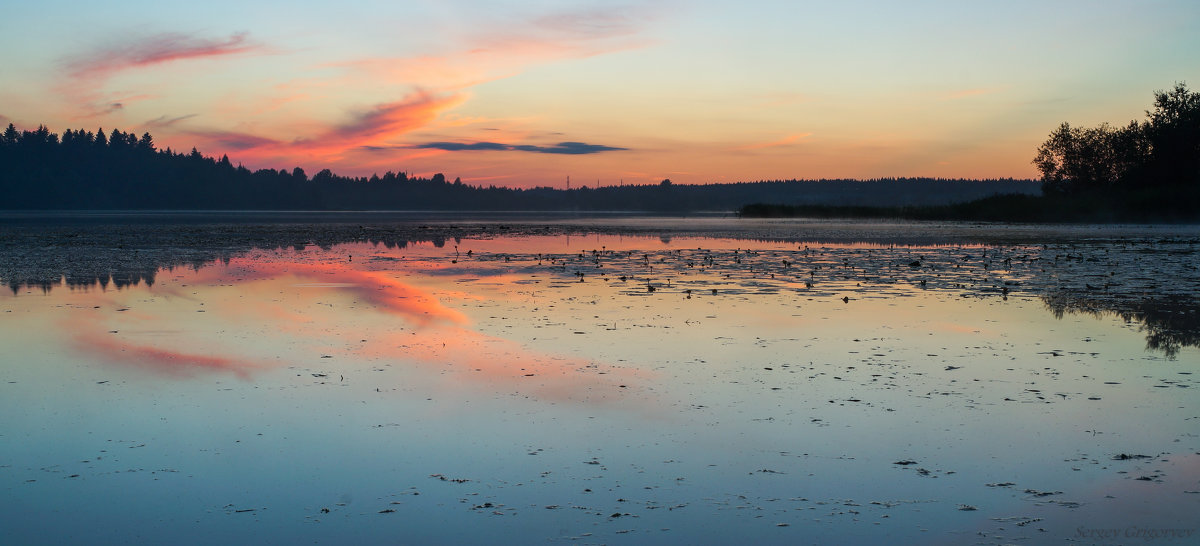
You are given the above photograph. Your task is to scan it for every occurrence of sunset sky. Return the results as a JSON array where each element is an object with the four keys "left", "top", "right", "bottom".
[{"left": 3, "top": 1, "right": 1197, "bottom": 187}]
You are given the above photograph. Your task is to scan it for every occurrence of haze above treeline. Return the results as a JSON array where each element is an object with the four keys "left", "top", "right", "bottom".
[{"left": 0, "top": 123, "right": 1035, "bottom": 212}]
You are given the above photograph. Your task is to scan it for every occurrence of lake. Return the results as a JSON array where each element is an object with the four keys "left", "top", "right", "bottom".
[{"left": 1, "top": 215, "right": 1197, "bottom": 544}]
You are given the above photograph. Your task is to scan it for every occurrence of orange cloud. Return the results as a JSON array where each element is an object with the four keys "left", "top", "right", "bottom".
[
  {"left": 179, "top": 90, "right": 466, "bottom": 165},
  {"left": 317, "top": 91, "right": 466, "bottom": 150}
]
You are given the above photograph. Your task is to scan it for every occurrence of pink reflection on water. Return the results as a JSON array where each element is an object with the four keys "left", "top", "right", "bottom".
[
  {"left": 186, "top": 260, "right": 470, "bottom": 327},
  {"left": 368, "top": 324, "right": 651, "bottom": 406},
  {"left": 56, "top": 248, "right": 653, "bottom": 408},
  {"left": 60, "top": 301, "right": 272, "bottom": 379},
  {"left": 73, "top": 328, "right": 266, "bottom": 379}
]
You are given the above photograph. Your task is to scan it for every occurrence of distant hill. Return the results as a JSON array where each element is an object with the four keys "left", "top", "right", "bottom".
[{"left": 0, "top": 124, "right": 1036, "bottom": 212}]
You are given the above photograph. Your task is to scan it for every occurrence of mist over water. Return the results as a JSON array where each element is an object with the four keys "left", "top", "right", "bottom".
[{"left": 1, "top": 216, "right": 1197, "bottom": 544}]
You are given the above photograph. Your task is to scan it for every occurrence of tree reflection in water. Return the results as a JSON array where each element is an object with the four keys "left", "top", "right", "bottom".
[
  {"left": 4, "top": 219, "right": 1198, "bottom": 359},
  {"left": 1044, "top": 292, "right": 1199, "bottom": 359}
]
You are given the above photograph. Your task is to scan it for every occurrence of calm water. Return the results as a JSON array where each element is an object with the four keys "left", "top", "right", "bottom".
[{"left": 1, "top": 218, "right": 1198, "bottom": 544}]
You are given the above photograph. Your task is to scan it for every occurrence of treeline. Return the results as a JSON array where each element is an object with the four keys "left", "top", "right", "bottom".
[
  {"left": 0, "top": 124, "right": 1034, "bottom": 211},
  {"left": 0, "top": 125, "right": 481, "bottom": 210}
]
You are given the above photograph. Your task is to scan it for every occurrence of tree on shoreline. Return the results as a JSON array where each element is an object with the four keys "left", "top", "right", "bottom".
[{"left": 1033, "top": 83, "right": 1199, "bottom": 195}]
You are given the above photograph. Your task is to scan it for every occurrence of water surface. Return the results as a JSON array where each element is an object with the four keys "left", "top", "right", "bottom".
[{"left": 1, "top": 218, "right": 1197, "bottom": 544}]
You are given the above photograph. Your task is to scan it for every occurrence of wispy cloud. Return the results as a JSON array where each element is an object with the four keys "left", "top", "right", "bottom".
[
  {"left": 184, "top": 129, "right": 281, "bottom": 151},
  {"left": 472, "top": 5, "right": 657, "bottom": 60},
  {"left": 73, "top": 93, "right": 157, "bottom": 119},
  {"left": 142, "top": 114, "right": 198, "bottom": 129},
  {"left": 413, "top": 140, "right": 627, "bottom": 154},
  {"left": 59, "top": 31, "right": 266, "bottom": 120},
  {"left": 411, "top": 141, "right": 511, "bottom": 152},
  {"left": 534, "top": 8, "right": 645, "bottom": 38},
  {"left": 515, "top": 142, "right": 628, "bottom": 154},
  {"left": 77, "top": 102, "right": 125, "bottom": 119},
  {"left": 63, "top": 31, "right": 262, "bottom": 82},
  {"left": 326, "top": 6, "right": 660, "bottom": 103}
]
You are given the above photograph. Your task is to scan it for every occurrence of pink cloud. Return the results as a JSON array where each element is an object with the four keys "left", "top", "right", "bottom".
[
  {"left": 59, "top": 31, "right": 266, "bottom": 121},
  {"left": 141, "top": 114, "right": 198, "bottom": 129},
  {"left": 64, "top": 31, "right": 262, "bottom": 82}
]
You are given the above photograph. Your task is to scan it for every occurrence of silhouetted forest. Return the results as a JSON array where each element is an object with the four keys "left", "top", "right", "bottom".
[{"left": 0, "top": 124, "right": 1034, "bottom": 211}]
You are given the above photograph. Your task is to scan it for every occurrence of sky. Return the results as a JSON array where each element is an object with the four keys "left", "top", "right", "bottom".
[{"left": 2, "top": 0, "right": 1198, "bottom": 187}]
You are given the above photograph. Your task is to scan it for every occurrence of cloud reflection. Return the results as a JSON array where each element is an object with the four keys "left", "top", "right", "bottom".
[
  {"left": 371, "top": 324, "right": 648, "bottom": 405},
  {"left": 57, "top": 252, "right": 649, "bottom": 407},
  {"left": 186, "top": 260, "right": 470, "bottom": 327},
  {"left": 74, "top": 328, "right": 264, "bottom": 379}
]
